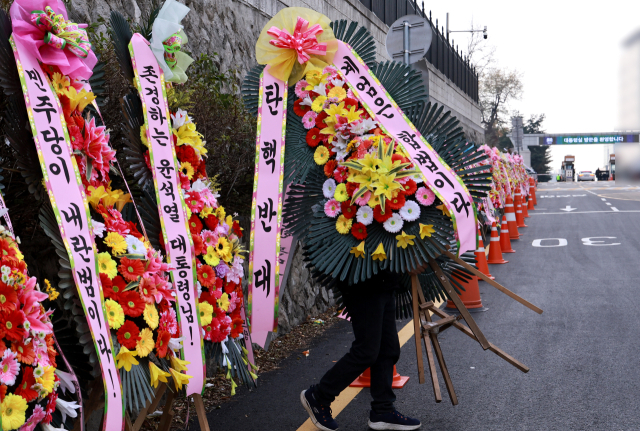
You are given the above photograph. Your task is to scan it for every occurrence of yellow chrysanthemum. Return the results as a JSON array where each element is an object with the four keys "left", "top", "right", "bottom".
[
  {"left": 368, "top": 193, "right": 381, "bottom": 208},
  {"left": 136, "top": 328, "right": 154, "bottom": 358},
  {"left": 116, "top": 346, "right": 139, "bottom": 372},
  {"left": 311, "top": 95, "right": 327, "bottom": 113},
  {"left": 204, "top": 246, "right": 220, "bottom": 266},
  {"left": 216, "top": 206, "right": 226, "bottom": 220},
  {"left": 372, "top": 242, "right": 387, "bottom": 261},
  {"left": 198, "top": 301, "right": 213, "bottom": 326},
  {"left": 305, "top": 69, "right": 323, "bottom": 86},
  {"left": 350, "top": 241, "right": 365, "bottom": 258},
  {"left": 180, "top": 162, "right": 195, "bottom": 180},
  {"left": 327, "top": 86, "right": 346, "bottom": 101},
  {"left": 1, "top": 393, "right": 27, "bottom": 430},
  {"left": 105, "top": 232, "right": 127, "bottom": 255},
  {"left": 216, "top": 238, "right": 232, "bottom": 262},
  {"left": 51, "top": 72, "right": 70, "bottom": 94},
  {"left": 419, "top": 223, "right": 435, "bottom": 239},
  {"left": 143, "top": 303, "right": 159, "bottom": 329},
  {"left": 336, "top": 215, "right": 353, "bottom": 235},
  {"left": 314, "top": 146, "right": 329, "bottom": 165},
  {"left": 105, "top": 299, "right": 125, "bottom": 330},
  {"left": 218, "top": 293, "right": 230, "bottom": 312},
  {"left": 36, "top": 365, "right": 55, "bottom": 395},
  {"left": 334, "top": 183, "right": 348, "bottom": 202},
  {"left": 199, "top": 206, "right": 214, "bottom": 218},
  {"left": 97, "top": 252, "right": 118, "bottom": 279}
]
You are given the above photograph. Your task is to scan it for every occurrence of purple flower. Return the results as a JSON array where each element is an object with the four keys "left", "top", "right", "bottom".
[{"left": 215, "top": 263, "right": 229, "bottom": 278}]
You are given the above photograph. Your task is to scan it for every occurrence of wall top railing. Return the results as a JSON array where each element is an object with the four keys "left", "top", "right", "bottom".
[{"left": 357, "top": 0, "right": 479, "bottom": 103}]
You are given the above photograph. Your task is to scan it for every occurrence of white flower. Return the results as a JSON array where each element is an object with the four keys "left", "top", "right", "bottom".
[
  {"left": 331, "top": 78, "right": 345, "bottom": 87},
  {"left": 356, "top": 205, "right": 374, "bottom": 226},
  {"left": 33, "top": 364, "right": 44, "bottom": 378},
  {"left": 56, "top": 398, "right": 80, "bottom": 423},
  {"left": 55, "top": 370, "right": 77, "bottom": 395},
  {"left": 42, "top": 424, "right": 69, "bottom": 431},
  {"left": 383, "top": 213, "right": 404, "bottom": 233},
  {"left": 350, "top": 118, "right": 377, "bottom": 136},
  {"left": 300, "top": 96, "right": 314, "bottom": 107},
  {"left": 399, "top": 201, "right": 421, "bottom": 221},
  {"left": 126, "top": 235, "right": 147, "bottom": 255},
  {"left": 168, "top": 336, "right": 184, "bottom": 353},
  {"left": 0, "top": 265, "right": 9, "bottom": 275},
  {"left": 314, "top": 83, "right": 327, "bottom": 96},
  {"left": 190, "top": 178, "right": 208, "bottom": 193},
  {"left": 411, "top": 173, "right": 424, "bottom": 183},
  {"left": 171, "top": 108, "right": 191, "bottom": 128},
  {"left": 196, "top": 281, "right": 202, "bottom": 299},
  {"left": 323, "top": 179, "right": 337, "bottom": 198},
  {"left": 92, "top": 219, "right": 105, "bottom": 238}
]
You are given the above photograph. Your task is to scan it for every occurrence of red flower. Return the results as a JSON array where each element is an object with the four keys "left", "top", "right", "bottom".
[
  {"left": 155, "top": 330, "right": 171, "bottom": 358},
  {"left": 343, "top": 98, "right": 359, "bottom": 111},
  {"left": 401, "top": 179, "right": 417, "bottom": 196},
  {"left": 0, "top": 238, "right": 17, "bottom": 264},
  {"left": 178, "top": 172, "right": 191, "bottom": 190},
  {"left": 15, "top": 366, "right": 37, "bottom": 402},
  {"left": 386, "top": 193, "right": 406, "bottom": 210},
  {"left": 192, "top": 234, "right": 204, "bottom": 256},
  {"left": 12, "top": 339, "right": 35, "bottom": 365},
  {"left": 324, "top": 160, "right": 337, "bottom": 178},
  {"left": 0, "top": 309, "right": 26, "bottom": 342},
  {"left": 346, "top": 182, "right": 359, "bottom": 197},
  {"left": 315, "top": 111, "right": 328, "bottom": 128},
  {"left": 139, "top": 276, "right": 158, "bottom": 304},
  {"left": 68, "top": 124, "right": 84, "bottom": 152},
  {"left": 119, "top": 291, "right": 145, "bottom": 317},
  {"left": 197, "top": 160, "right": 207, "bottom": 178},
  {"left": 117, "top": 320, "right": 140, "bottom": 349},
  {"left": 215, "top": 277, "right": 223, "bottom": 290},
  {"left": 351, "top": 222, "right": 368, "bottom": 240},
  {"left": 105, "top": 275, "right": 127, "bottom": 301},
  {"left": 204, "top": 215, "right": 219, "bottom": 231},
  {"left": 334, "top": 166, "right": 348, "bottom": 183},
  {"left": 43, "top": 390, "right": 57, "bottom": 424},
  {"left": 197, "top": 265, "right": 216, "bottom": 287},
  {"left": 188, "top": 214, "right": 203, "bottom": 235},
  {"left": 232, "top": 221, "right": 243, "bottom": 238},
  {"left": 0, "top": 282, "right": 18, "bottom": 313},
  {"left": 230, "top": 317, "right": 244, "bottom": 338},
  {"left": 293, "top": 99, "right": 310, "bottom": 116},
  {"left": 373, "top": 205, "right": 393, "bottom": 223},
  {"left": 341, "top": 202, "right": 357, "bottom": 219},
  {"left": 224, "top": 280, "right": 237, "bottom": 295},
  {"left": 0, "top": 385, "right": 5, "bottom": 403},
  {"left": 305, "top": 128, "right": 322, "bottom": 148},
  {"left": 185, "top": 191, "right": 205, "bottom": 213},
  {"left": 118, "top": 257, "right": 145, "bottom": 282},
  {"left": 176, "top": 144, "right": 199, "bottom": 167}
]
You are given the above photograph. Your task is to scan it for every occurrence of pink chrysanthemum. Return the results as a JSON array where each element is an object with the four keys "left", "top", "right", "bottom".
[
  {"left": 185, "top": 191, "right": 205, "bottom": 213},
  {"left": 415, "top": 187, "right": 436, "bottom": 206},
  {"left": 0, "top": 349, "right": 20, "bottom": 386},
  {"left": 159, "top": 309, "right": 178, "bottom": 336},
  {"left": 295, "top": 80, "right": 310, "bottom": 98},
  {"left": 354, "top": 190, "right": 371, "bottom": 206},
  {"left": 201, "top": 230, "right": 218, "bottom": 249},
  {"left": 20, "top": 404, "right": 46, "bottom": 431},
  {"left": 302, "top": 111, "right": 318, "bottom": 129},
  {"left": 324, "top": 199, "right": 341, "bottom": 218}
]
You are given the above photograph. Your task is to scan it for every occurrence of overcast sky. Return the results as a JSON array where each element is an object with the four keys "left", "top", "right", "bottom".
[{"left": 427, "top": 0, "right": 639, "bottom": 173}]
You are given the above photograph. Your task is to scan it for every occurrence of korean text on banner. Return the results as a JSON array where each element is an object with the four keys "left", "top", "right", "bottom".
[
  {"left": 11, "top": 35, "right": 124, "bottom": 431},
  {"left": 333, "top": 42, "right": 477, "bottom": 255},
  {"left": 248, "top": 68, "right": 287, "bottom": 348},
  {"left": 129, "top": 33, "right": 204, "bottom": 396}
]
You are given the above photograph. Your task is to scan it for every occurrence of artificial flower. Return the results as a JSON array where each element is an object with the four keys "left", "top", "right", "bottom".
[
  {"left": 119, "top": 291, "right": 145, "bottom": 318},
  {"left": 336, "top": 215, "right": 353, "bottom": 235},
  {"left": 311, "top": 95, "right": 327, "bottom": 113},
  {"left": 149, "top": 362, "right": 171, "bottom": 388},
  {"left": 399, "top": 201, "right": 421, "bottom": 221},
  {"left": 125, "top": 235, "right": 147, "bottom": 255},
  {"left": 197, "top": 265, "right": 216, "bottom": 287},
  {"left": 327, "top": 86, "right": 346, "bottom": 101},
  {"left": 372, "top": 243, "right": 387, "bottom": 261},
  {"left": 97, "top": 252, "right": 118, "bottom": 279},
  {"left": 354, "top": 190, "right": 371, "bottom": 206},
  {"left": 136, "top": 328, "right": 154, "bottom": 357},
  {"left": 383, "top": 213, "right": 404, "bottom": 233},
  {"left": 35, "top": 365, "right": 55, "bottom": 395},
  {"left": 169, "top": 368, "right": 192, "bottom": 391},
  {"left": 419, "top": 224, "right": 435, "bottom": 239},
  {"left": 104, "top": 299, "right": 125, "bottom": 330},
  {"left": 116, "top": 321, "right": 140, "bottom": 350},
  {"left": 341, "top": 202, "right": 357, "bottom": 219},
  {"left": 203, "top": 246, "right": 220, "bottom": 267},
  {"left": 386, "top": 193, "right": 406, "bottom": 210},
  {"left": 198, "top": 301, "right": 214, "bottom": 326},
  {"left": 334, "top": 183, "right": 348, "bottom": 202},
  {"left": 302, "top": 111, "right": 317, "bottom": 129},
  {"left": 396, "top": 231, "right": 416, "bottom": 249},
  {"left": 324, "top": 159, "right": 338, "bottom": 178},
  {"left": 306, "top": 128, "right": 323, "bottom": 148},
  {"left": 356, "top": 205, "right": 374, "bottom": 226},
  {"left": 0, "top": 393, "right": 27, "bottom": 430},
  {"left": 323, "top": 179, "right": 337, "bottom": 198},
  {"left": 155, "top": 330, "right": 171, "bottom": 358},
  {"left": 180, "top": 161, "right": 195, "bottom": 180},
  {"left": 416, "top": 186, "right": 436, "bottom": 206},
  {"left": 351, "top": 222, "right": 367, "bottom": 240},
  {"left": 401, "top": 179, "right": 417, "bottom": 196},
  {"left": 143, "top": 304, "right": 159, "bottom": 330},
  {"left": 0, "top": 283, "right": 17, "bottom": 313},
  {"left": 436, "top": 204, "right": 450, "bottom": 217},
  {"left": 0, "top": 350, "right": 19, "bottom": 386},
  {"left": 323, "top": 199, "right": 341, "bottom": 218},
  {"left": 216, "top": 237, "right": 233, "bottom": 262},
  {"left": 14, "top": 367, "right": 37, "bottom": 403},
  {"left": 118, "top": 257, "right": 145, "bottom": 281},
  {"left": 104, "top": 232, "right": 127, "bottom": 255},
  {"left": 159, "top": 309, "right": 178, "bottom": 336},
  {"left": 367, "top": 193, "right": 381, "bottom": 208},
  {"left": 314, "top": 146, "right": 329, "bottom": 165},
  {"left": 217, "top": 293, "right": 230, "bottom": 312},
  {"left": 1, "top": 310, "right": 26, "bottom": 343},
  {"left": 350, "top": 241, "right": 365, "bottom": 258},
  {"left": 116, "top": 347, "right": 138, "bottom": 372},
  {"left": 373, "top": 205, "right": 393, "bottom": 223},
  {"left": 170, "top": 355, "right": 190, "bottom": 372}
]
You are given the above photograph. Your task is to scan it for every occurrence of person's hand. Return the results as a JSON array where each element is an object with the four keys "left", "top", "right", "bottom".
[{"left": 410, "top": 263, "right": 429, "bottom": 275}]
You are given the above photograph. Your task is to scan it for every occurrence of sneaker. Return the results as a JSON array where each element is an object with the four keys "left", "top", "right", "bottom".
[
  {"left": 300, "top": 386, "right": 339, "bottom": 431},
  {"left": 368, "top": 410, "right": 421, "bottom": 430}
]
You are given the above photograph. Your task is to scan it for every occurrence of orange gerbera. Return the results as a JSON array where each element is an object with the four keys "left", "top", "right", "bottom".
[
  {"left": 118, "top": 257, "right": 145, "bottom": 282},
  {"left": 11, "top": 340, "right": 35, "bottom": 365},
  {"left": 0, "top": 283, "right": 18, "bottom": 313}
]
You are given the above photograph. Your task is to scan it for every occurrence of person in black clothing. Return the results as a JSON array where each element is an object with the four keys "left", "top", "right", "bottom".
[
  {"left": 596, "top": 168, "right": 601, "bottom": 181},
  {"left": 301, "top": 270, "right": 421, "bottom": 430}
]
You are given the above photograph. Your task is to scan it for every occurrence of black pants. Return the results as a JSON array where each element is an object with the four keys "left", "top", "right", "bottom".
[{"left": 315, "top": 289, "right": 401, "bottom": 413}]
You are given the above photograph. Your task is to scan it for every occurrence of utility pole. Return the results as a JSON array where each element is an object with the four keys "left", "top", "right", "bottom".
[{"left": 446, "top": 12, "right": 487, "bottom": 39}]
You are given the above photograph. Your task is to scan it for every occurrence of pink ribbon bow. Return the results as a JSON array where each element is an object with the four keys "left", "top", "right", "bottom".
[{"left": 267, "top": 16, "right": 327, "bottom": 65}]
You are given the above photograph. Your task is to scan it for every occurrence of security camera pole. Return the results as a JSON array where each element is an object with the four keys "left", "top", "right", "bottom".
[{"left": 446, "top": 12, "right": 487, "bottom": 40}]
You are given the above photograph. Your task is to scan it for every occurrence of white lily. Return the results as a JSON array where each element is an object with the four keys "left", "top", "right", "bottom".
[
  {"left": 55, "top": 370, "right": 77, "bottom": 395},
  {"left": 56, "top": 398, "right": 80, "bottom": 423}
]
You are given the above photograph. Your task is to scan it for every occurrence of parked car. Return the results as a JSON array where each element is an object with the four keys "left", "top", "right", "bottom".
[{"left": 577, "top": 171, "right": 595, "bottom": 181}]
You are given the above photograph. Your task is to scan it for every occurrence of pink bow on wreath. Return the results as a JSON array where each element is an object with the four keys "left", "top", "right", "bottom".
[
  {"left": 267, "top": 16, "right": 327, "bottom": 65},
  {"left": 30, "top": 6, "right": 91, "bottom": 59}
]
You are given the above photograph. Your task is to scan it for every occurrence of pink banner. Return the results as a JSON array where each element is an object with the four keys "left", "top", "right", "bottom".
[
  {"left": 129, "top": 34, "right": 204, "bottom": 396},
  {"left": 11, "top": 35, "right": 124, "bottom": 431},
  {"left": 248, "top": 67, "right": 287, "bottom": 348},
  {"left": 333, "top": 42, "right": 477, "bottom": 255}
]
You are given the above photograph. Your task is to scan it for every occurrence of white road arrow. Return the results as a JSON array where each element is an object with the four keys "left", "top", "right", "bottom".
[{"left": 560, "top": 206, "right": 577, "bottom": 212}]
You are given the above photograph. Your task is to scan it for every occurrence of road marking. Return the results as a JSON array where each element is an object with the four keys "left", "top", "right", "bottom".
[
  {"left": 560, "top": 206, "right": 576, "bottom": 212},
  {"left": 611, "top": 207, "right": 619, "bottom": 212},
  {"left": 606, "top": 203, "right": 611, "bottom": 206},
  {"left": 601, "top": 198, "right": 607, "bottom": 201},
  {"left": 297, "top": 307, "right": 439, "bottom": 430},
  {"left": 532, "top": 238, "right": 567, "bottom": 247},
  {"left": 530, "top": 210, "right": 640, "bottom": 215},
  {"left": 582, "top": 237, "right": 620, "bottom": 246}
]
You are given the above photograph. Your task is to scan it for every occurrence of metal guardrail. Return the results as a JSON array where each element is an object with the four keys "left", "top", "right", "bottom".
[{"left": 357, "top": 0, "right": 479, "bottom": 102}]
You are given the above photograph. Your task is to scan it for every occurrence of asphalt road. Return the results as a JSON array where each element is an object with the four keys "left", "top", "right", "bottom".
[{"left": 199, "top": 181, "right": 640, "bottom": 431}]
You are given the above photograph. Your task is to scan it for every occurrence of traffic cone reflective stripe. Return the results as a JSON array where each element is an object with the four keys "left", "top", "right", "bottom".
[
  {"left": 487, "top": 222, "right": 508, "bottom": 264},
  {"left": 500, "top": 215, "right": 515, "bottom": 253},
  {"left": 515, "top": 192, "right": 527, "bottom": 228},
  {"left": 505, "top": 196, "right": 520, "bottom": 239},
  {"left": 475, "top": 227, "right": 494, "bottom": 280}
]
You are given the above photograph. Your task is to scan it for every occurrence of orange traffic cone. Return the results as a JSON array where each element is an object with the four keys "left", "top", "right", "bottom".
[
  {"left": 515, "top": 192, "right": 528, "bottom": 228},
  {"left": 500, "top": 215, "right": 515, "bottom": 253},
  {"left": 505, "top": 195, "right": 520, "bottom": 240},
  {"left": 350, "top": 366, "right": 410, "bottom": 388},
  {"left": 522, "top": 195, "right": 530, "bottom": 218},
  {"left": 475, "top": 227, "right": 493, "bottom": 280},
  {"left": 487, "top": 222, "right": 508, "bottom": 264},
  {"left": 528, "top": 191, "right": 535, "bottom": 210},
  {"left": 444, "top": 272, "right": 487, "bottom": 312},
  {"left": 529, "top": 178, "right": 537, "bottom": 206}
]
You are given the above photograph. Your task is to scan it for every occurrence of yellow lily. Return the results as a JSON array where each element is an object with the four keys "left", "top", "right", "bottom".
[
  {"left": 436, "top": 204, "right": 450, "bottom": 217},
  {"left": 323, "top": 102, "right": 345, "bottom": 123},
  {"left": 169, "top": 368, "right": 193, "bottom": 391},
  {"left": 344, "top": 105, "right": 363, "bottom": 123},
  {"left": 170, "top": 355, "right": 191, "bottom": 372},
  {"left": 116, "top": 347, "right": 139, "bottom": 372},
  {"left": 149, "top": 362, "right": 171, "bottom": 388},
  {"left": 396, "top": 231, "right": 416, "bottom": 249},
  {"left": 63, "top": 86, "right": 96, "bottom": 113},
  {"left": 372, "top": 242, "right": 387, "bottom": 261},
  {"left": 419, "top": 224, "right": 435, "bottom": 239},
  {"left": 372, "top": 174, "right": 402, "bottom": 201},
  {"left": 350, "top": 241, "right": 366, "bottom": 258}
]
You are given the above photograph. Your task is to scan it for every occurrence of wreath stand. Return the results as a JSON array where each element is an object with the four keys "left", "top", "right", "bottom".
[
  {"left": 123, "top": 383, "right": 210, "bottom": 431},
  {"left": 410, "top": 241, "right": 542, "bottom": 404}
]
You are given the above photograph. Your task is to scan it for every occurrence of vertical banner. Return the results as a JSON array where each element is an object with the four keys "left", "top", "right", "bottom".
[
  {"left": 333, "top": 42, "right": 477, "bottom": 255},
  {"left": 248, "top": 68, "right": 287, "bottom": 348},
  {"left": 129, "top": 33, "right": 204, "bottom": 395},
  {"left": 11, "top": 36, "right": 124, "bottom": 430}
]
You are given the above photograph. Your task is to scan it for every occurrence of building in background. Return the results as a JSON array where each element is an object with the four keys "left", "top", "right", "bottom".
[{"left": 619, "top": 29, "right": 640, "bottom": 130}]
